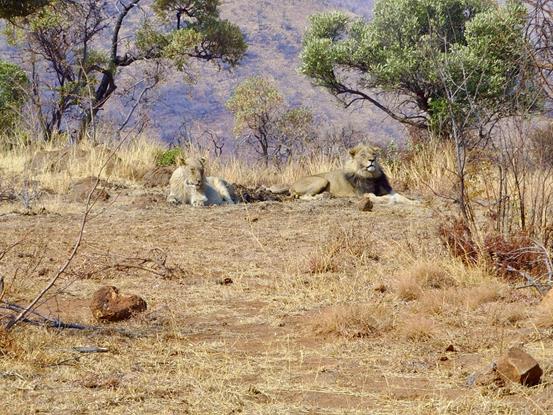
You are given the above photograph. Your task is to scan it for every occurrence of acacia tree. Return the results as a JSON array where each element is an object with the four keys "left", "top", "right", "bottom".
[
  {"left": 226, "top": 76, "right": 315, "bottom": 166},
  {"left": 0, "top": 0, "right": 49, "bottom": 18},
  {"left": 5, "top": 0, "right": 247, "bottom": 140},
  {"left": 300, "top": 0, "right": 536, "bottom": 139}
]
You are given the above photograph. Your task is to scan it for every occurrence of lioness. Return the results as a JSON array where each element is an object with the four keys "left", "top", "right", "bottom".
[
  {"left": 290, "top": 144, "right": 412, "bottom": 203},
  {"left": 167, "top": 156, "right": 238, "bottom": 206}
]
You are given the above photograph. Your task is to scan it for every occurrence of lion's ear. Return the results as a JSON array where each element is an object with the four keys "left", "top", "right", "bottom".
[
  {"left": 349, "top": 145, "right": 361, "bottom": 158},
  {"left": 199, "top": 157, "right": 206, "bottom": 166}
]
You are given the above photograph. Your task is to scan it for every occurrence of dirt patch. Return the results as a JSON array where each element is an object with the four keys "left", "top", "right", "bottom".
[
  {"left": 141, "top": 166, "right": 173, "bottom": 188},
  {"left": 0, "top": 199, "right": 551, "bottom": 414}
]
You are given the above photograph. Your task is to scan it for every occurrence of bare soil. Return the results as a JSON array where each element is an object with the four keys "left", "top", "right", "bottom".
[{"left": 0, "top": 193, "right": 551, "bottom": 414}]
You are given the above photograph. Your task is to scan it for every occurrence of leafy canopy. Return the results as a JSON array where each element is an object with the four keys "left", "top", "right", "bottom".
[
  {"left": 226, "top": 76, "right": 315, "bottom": 163},
  {"left": 0, "top": 60, "right": 28, "bottom": 131},
  {"left": 300, "top": 0, "right": 535, "bottom": 135},
  {"left": 3, "top": 0, "right": 247, "bottom": 140},
  {"left": 0, "top": 0, "right": 49, "bottom": 19}
]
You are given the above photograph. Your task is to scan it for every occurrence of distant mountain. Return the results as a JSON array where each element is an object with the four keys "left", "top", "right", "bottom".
[
  {"left": 138, "top": 0, "right": 403, "bottom": 145},
  {"left": 1, "top": 0, "right": 405, "bottom": 146}
]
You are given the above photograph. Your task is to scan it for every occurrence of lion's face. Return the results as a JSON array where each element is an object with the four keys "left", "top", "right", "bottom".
[
  {"left": 347, "top": 145, "right": 382, "bottom": 178},
  {"left": 179, "top": 157, "right": 205, "bottom": 188}
]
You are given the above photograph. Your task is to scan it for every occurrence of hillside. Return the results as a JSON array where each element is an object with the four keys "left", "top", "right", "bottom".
[{"left": 109, "top": 0, "right": 403, "bottom": 145}]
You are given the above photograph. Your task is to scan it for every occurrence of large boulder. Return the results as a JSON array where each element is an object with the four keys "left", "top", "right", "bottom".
[
  {"left": 90, "top": 286, "right": 147, "bottom": 322},
  {"left": 496, "top": 347, "right": 542, "bottom": 386}
]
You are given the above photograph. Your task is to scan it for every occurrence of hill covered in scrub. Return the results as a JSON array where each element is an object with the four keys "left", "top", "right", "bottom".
[
  {"left": 148, "top": 0, "right": 402, "bottom": 143},
  {"left": 1, "top": 0, "right": 402, "bottom": 145}
]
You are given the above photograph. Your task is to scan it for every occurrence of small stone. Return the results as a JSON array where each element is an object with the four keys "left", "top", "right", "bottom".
[
  {"left": 445, "top": 344, "right": 457, "bottom": 352},
  {"left": 90, "top": 286, "right": 147, "bottom": 322},
  {"left": 496, "top": 347, "right": 542, "bottom": 386},
  {"left": 217, "top": 277, "right": 233, "bottom": 286},
  {"left": 373, "top": 284, "right": 387, "bottom": 293},
  {"left": 358, "top": 197, "right": 373, "bottom": 212}
]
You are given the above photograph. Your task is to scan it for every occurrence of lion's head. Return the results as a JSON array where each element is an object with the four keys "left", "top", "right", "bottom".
[
  {"left": 346, "top": 144, "right": 383, "bottom": 179},
  {"left": 177, "top": 156, "right": 206, "bottom": 188}
]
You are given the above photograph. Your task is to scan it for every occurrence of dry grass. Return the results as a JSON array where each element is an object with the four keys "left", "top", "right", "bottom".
[
  {"left": 0, "top": 196, "right": 551, "bottom": 413},
  {"left": 311, "top": 303, "right": 395, "bottom": 339},
  {"left": 399, "top": 315, "right": 436, "bottom": 342},
  {"left": 1, "top": 134, "right": 553, "bottom": 413},
  {"left": 304, "top": 225, "right": 379, "bottom": 275},
  {"left": 0, "top": 135, "right": 163, "bottom": 193}
]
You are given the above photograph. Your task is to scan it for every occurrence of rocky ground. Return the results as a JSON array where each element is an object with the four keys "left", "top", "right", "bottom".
[{"left": 0, "top": 186, "right": 552, "bottom": 414}]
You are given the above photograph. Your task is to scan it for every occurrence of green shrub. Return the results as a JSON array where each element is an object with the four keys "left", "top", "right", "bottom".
[
  {"left": 0, "top": 60, "right": 28, "bottom": 132},
  {"left": 155, "top": 148, "right": 183, "bottom": 166}
]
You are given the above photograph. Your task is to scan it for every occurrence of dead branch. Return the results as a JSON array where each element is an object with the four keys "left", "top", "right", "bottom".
[
  {"left": 1, "top": 301, "right": 98, "bottom": 330},
  {"left": 507, "top": 265, "right": 550, "bottom": 295}
]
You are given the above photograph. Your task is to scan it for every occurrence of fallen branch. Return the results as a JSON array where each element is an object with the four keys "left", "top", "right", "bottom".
[
  {"left": 1, "top": 301, "right": 97, "bottom": 330},
  {"left": 507, "top": 265, "right": 550, "bottom": 295}
]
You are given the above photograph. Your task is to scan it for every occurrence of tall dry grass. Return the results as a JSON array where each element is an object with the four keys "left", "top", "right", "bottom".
[{"left": 0, "top": 134, "right": 164, "bottom": 193}]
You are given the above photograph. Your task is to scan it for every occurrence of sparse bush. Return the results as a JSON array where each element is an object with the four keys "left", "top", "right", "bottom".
[
  {"left": 439, "top": 217, "right": 547, "bottom": 281},
  {"left": 155, "top": 148, "right": 184, "bottom": 167},
  {"left": 0, "top": 60, "right": 28, "bottom": 136}
]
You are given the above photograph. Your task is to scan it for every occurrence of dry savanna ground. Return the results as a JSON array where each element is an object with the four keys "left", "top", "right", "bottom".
[{"left": 1, "top": 143, "right": 553, "bottom": 414}]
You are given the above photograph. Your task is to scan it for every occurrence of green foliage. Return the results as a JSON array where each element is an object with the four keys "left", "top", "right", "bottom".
[
  {"left": 155, "top": 148, "right": 184, "bottom": 167},
  {"left": 153, "top": 0, "right": 220, "bottom": 22},
  {"left": 3, "top": 0, "right": 246, "bottom": 140},
  {"left": 276, "top": 107, "right": 316, "bottom": 145},
  {"left": 152, "top": 0, "right": 246, "bottom": 67},
  {"left": 163, "top": 29, "right": 202, "bottom": 71},
  {"left": 0, "top": 0, "right": 49, "bottom": 19},
  {"left": 226, "top": 77, "right": 284, "bottom": 137},
  {"left": 0, "top": 60, "right": 28, "bottom": 131},
  {"left": 226, "top": 76, "right": 315, "bottom": 162},
  {"left": 301, "top": 0, "right": 536, "bottom": 136}
]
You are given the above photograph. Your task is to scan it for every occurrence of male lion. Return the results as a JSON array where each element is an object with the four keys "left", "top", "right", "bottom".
[
  {"left": 167, "top": 156, "right": 238, "bottom": 206},
  {"left": 289, "top": 144, "right": 413, "bottom": 204}
]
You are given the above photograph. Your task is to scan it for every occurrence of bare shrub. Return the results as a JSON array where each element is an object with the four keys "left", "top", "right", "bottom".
[
  {"left": 438, "top": 216, "right": 548, "bottom": 282},
  {"left": 311, "top": 304, "right": 394, "bottom": 339},
  {"left": 438, "top": 217, "right": 478, "bottom": 264}
]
